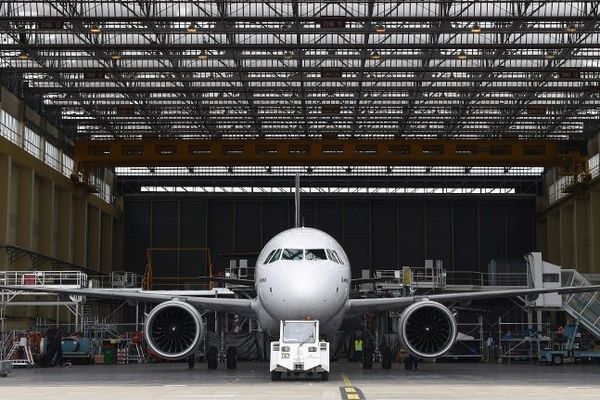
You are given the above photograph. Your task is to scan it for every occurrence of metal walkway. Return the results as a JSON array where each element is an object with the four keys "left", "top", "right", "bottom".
[{"left": 561, "top": 269, "right": 600, "bottom": 340}]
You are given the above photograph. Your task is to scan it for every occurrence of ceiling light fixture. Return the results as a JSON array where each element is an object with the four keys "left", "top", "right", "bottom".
[
  {"left": 198, "top": 49, "right": 208, "bottom": 60},
  {"left": 470, "top": 23, "right": 481, "bottom": 33},
  {"left": 284, "top": 50, "right": 294, "bottom": 60},
  {"left": 186, "top": 23, "right": 197, "bottom": 33},
  {"left": 375, "top": 24, "right": 386, "bottom": 33},
  {"left": 566, "top": 24, "right": 577, "bottom": 33},
  {"left": 545, "top": 51, "right": 556, "bottom": 60},
  {"left": 370, "top": 50, "right": 382, "bottom": 60},
  {"left": 17, "top": 50, "right": 29, "bottom": 60},
  {"left": 111, "top": 51, "right": 121, "bottom": 61},
  {"left": 89, "top": 24, "right": 101, "bottom": 34},
  {"left": 457, "top": 51, "right": 467, "bottom": 60}
]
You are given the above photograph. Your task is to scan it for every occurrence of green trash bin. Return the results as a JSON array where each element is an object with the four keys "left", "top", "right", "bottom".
[{"left": 103, "top": 349, "right": 114, "bottom": 364}]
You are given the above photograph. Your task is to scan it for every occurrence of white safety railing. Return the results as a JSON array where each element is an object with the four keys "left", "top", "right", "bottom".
[
  {"left": 0, "top": 271, "right": 88, "bottom": 288},
  {"left": 446, "top": 271, "right": 528, "bottom": 287},
  {"left": 410, "top": 267, "right": 447, "bottom": 288}
]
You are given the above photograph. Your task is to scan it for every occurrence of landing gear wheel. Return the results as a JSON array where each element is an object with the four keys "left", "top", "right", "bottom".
[
  {"left": 226, "top": 346, "right": 237, "bottom": 370},
  {"left": 207, "top": 346, "right": 218, "bottom": 370},
  {"left": 320, "top": 371, "right": 329, "bottom": 381},
  {"left": 271, "top": 371, "right": 282, "bottom": 381},
  {"left": 552, "top": 354, "right": 563, "bottom": 366},
  {"left": 381, "top": 347, "right": 392, "bottom": 370},
  {"left": 187, "top": 354, "right": 196, "bottom": 369},
  {"left": 362, "top": 346, "right": 373, "bottom": 370}
]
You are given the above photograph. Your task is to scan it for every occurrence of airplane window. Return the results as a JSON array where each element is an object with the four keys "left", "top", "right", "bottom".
[
  {"left": 281, "top": 249, "right": 303, "bottom": 261},
  {"left": 326, "top": 249, "right": 338, "bottom": 264},
  {"left": 305, "top": 249, "right": 327, "bottom": 261},
  {"left": 263, "top": 249, "right": 277, "bottom": 264},
  {"left": 269, "top": 249, "right": 282, "bottom": 263},
  {"left": 332, "top": 250, "right": 344, "bottom": 265}
]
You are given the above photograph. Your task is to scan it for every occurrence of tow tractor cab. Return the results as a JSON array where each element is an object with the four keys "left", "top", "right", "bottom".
[{"left": 270, "top": 320, "right": 330, "bottom": 381}]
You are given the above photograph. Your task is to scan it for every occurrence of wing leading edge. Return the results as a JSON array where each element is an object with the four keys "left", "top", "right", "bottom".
[
  {"left": 1, "top": 285, "right": 255, "bottom": 318},
  {"left": 347, "top": 284, "right": 600, "bottom": 314}
]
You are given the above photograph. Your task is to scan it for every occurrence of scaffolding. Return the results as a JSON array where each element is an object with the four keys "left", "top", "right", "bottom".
[
  {"left": 442, "top": 317, "right": 484, "bottom": 360},
  {"left": 497, "top": 317, "right": 552, "bottom": 363}
]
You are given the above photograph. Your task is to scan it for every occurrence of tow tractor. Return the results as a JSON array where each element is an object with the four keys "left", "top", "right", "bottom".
[
  {"left": 270, "top": 320, "right": 330, "bottom": 381},
  {"left": 539, "top": 320, "right": 600, "bottom": 365}
]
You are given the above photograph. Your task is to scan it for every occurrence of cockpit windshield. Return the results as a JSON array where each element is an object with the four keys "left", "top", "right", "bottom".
[
  {"left": 263, "top": 248, "right": 342, "bottom": 263},
  {"left": 281, "top": 248, "right": 303, "bottom": 261},
  {"left": 305, "top": 249, "right": 327, "bottom": 261}
]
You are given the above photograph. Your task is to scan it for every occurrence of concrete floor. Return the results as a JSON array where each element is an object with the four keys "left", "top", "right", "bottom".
[{"left": 2, "top": 361, "right": 599, "bottom": 399}]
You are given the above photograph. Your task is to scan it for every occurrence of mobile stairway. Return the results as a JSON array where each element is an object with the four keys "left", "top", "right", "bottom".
[{"left": 560, "top": 269, "right": 600, "bottom": 340}]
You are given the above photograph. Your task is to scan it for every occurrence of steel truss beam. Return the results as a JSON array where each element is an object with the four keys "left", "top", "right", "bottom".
[{"left": 74, "top": 138, "right": 587, "bottom": 172}]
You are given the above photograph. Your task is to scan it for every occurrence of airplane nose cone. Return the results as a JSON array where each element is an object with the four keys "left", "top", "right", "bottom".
[{"left": 261, "top": 263, "right": 346, "bottom": 322}]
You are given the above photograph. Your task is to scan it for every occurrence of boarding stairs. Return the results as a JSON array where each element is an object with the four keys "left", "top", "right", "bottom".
[
  {"left": 560, "top": 269, "right": 600, "bottom": 340},
  {"left": 3, "top": 331, "right": 34, "bottom": 367}
]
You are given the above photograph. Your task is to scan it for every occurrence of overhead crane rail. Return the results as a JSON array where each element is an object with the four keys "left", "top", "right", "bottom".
[{"left": 74, "top": 138, "right": 588, "bottom": 173}]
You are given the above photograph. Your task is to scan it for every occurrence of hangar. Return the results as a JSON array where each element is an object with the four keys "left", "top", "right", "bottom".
[{"left": 0, "top": 1, "right": 599, "bottom": 398}]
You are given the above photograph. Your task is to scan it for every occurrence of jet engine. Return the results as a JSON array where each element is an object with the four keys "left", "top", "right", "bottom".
[
  {"left": 398, "top": 300, "right": 457, "bottom": 359},
  {"left": 144, "top": 300, "right": 204, "bottom": 360}
]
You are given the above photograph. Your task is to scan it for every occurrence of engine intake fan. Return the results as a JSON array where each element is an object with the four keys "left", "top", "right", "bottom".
[
  {"left": 144, "top": 300, "right": 204, "bottom": 360},
  {"left": 398, "top": 300, "right": 457, "bottom": 359}
]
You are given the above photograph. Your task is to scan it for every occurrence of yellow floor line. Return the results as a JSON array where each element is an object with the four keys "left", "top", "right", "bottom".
[{"left": 341, "top": 373, "right": 353, "bottom": 387}]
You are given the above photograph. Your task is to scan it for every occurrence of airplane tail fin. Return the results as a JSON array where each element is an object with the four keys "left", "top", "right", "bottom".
[{"left": 294, "top": 174, "right": 301, "bottom": 228}]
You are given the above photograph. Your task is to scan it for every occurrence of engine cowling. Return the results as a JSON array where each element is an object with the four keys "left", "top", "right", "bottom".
[
  {"left": 144, "top": 300, "right": 204, "bottom": 360},
  {"left": 398, "top": 300, "right": 457, "bottom": 359}
]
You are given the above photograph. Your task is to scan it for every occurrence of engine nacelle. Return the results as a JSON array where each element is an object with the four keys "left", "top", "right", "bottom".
[
  {"left": 144, "top": 300, "right": 204, "bottom": 360},
  {"left": 398, "top": 300, "right": 457, "bottom": 359}
]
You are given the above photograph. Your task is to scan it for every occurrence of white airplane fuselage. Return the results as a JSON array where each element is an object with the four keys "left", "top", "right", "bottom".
[{"left": 250, "top": 227, "right": 351, "bottom": 334}]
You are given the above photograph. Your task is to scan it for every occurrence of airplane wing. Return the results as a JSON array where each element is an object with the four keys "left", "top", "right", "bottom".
[
  {"left": 347, "top": 284, "right": 600, "bottom": 314},
  {"left": 1, "top": 285, "right": 255, "bottom": 317}
]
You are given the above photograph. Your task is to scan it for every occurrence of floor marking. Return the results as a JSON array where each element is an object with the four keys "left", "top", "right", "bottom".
[
  {"left": 341, "top": 373, "right": 353, "bottom": 387},
  {"left": 339, "top": 375, "right": 366, "bottom": 400}
]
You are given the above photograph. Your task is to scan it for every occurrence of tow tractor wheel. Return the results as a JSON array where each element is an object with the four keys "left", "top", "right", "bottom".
[
  {"left": 362, "top": 346, "right": 373, "bottom": 370},
  {"left": 381, "top": 347, "right": 392, "bottom": 370},
  {"left": 271, "top": 371, "right": 282, "bottom": 381},
  {"left": 226, "top": 346, "right": 237, "bottom": 370},
  {"left": 207, "top": 346, "right": 218, "bottom": 370},
  {"left": 552, "top": 354, "right": 563, "bottom": 366},
  {"left": 320, "top": 371, "right": 329, "bottom": 381}
]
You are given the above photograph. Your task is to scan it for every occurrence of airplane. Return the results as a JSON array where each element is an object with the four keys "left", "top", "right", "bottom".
[{"left": 3, "top": 225, "right": 600, "bottom": 376}]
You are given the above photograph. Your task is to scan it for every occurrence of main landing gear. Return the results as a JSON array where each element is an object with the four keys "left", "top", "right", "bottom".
[{"left": 206, "top": 346, "right": 237, "bottom": 370}]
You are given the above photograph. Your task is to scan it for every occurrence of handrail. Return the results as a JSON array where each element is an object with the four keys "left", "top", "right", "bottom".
[{"left": 0, "top": 270, "right": 87, "bottom": 288}]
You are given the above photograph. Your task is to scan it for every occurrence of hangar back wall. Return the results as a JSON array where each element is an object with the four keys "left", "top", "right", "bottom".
[{"left": 124, "top": 194, "right": 536, "bottom": 280}]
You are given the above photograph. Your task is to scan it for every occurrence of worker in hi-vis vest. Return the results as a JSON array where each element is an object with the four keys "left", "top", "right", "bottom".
[{"left": 353, "top": 338, "right": 363, "bottom": 362}]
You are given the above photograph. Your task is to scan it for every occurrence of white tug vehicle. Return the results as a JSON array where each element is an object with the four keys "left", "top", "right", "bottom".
[{"left": 269, "top": 320, "right": 330, "bottom": 381}]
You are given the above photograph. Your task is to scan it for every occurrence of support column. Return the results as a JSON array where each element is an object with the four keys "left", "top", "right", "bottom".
[
  {"left": 0, "top": 154, "right": 11, "bottom": 269},
  {"left": 72, "top": 196, "right": 88, "bottom": 266},
  {"left": 15, "top": 166, "right": 34, "bottom": 269},
  {"left": 37, "top": 178, "right": 55, "bottom": 256},
  {"left": 574, "top": 197, "right": 590, "bottom": 272},
  {"left": 546, "top": 211, "right": 560, "bottom": 266},
  {"left": 86, "top": 205, "right": 101, "bottom": 271},
  {"left": 559, "top": 205, "right": 574, "bottom": 268},
  {"left": 100, "top": 212, "right": 113, "bottom": 274},
  {"left": 54, "top": 187, "right": 72, "bottom": 261}
]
